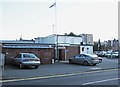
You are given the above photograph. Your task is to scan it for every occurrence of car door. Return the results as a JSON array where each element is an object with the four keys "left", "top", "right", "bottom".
[
  {"left": 79, "top": 54, "right": 86, "bottom": 64},
  {"left": 74, "top": 55, "right": 84, "bottom": 64},
  {"left": 71, "top": 55, "right": 80, "bottom": 64},
  {"left": 14, "top": 54, "right": 22, "bottom": 65}
]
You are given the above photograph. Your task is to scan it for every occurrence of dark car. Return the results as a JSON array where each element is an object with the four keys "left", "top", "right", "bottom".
[
  {"left": 12, "top": 53, "right": 41, "bottom": 69},
  {"left": 98, "top": 51, "right": 107, "bottom": 57},
  {"left": 69, "top": 54, "right": 102, "bottom": 66}
]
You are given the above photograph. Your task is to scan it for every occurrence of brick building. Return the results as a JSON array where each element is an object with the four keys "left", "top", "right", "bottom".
[
  {"left": 1, "top": 41, "right": 54, "bottom": 65},
  {"left": 1, "top": 34, "right": 93, "bottom": 65},
  {"left": 35, "top": 34, "right": 93, "bottom": 61}
]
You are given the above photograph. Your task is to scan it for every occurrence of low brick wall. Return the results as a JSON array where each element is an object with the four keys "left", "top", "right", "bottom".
[{"left": 2, "top": 48, "right": 54, "bottom": 65}]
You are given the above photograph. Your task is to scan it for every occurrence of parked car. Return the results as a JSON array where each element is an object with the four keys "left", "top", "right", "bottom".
[
  {"left": 105, "top": 52, "right": 112, "bottom": 58},
  {"left": 111, "top": 51, "right": 119, "bottom": 58},
  {"left": 12, "top": 53, "right": 41, "bottom": 69},
  {"left": 98, "top": 51, "right": 107, "bottom": 57},
  {"left": 69, "top": 54, "right": 102, "bottom": 66}
]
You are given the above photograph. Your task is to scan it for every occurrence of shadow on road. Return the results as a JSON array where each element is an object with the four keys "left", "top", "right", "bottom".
[{"left": 4, "top": 64, "right": 37, "bottom": 70}]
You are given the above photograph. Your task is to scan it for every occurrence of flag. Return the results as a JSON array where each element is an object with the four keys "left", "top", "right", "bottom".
[{"left": 49, "top": 2, "right": 56, "bottom": 8}]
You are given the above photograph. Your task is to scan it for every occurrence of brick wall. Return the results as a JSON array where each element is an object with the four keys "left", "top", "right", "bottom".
[
  {"left": 0, "top": 44, "right": 2, "bottom": 53},
  {"left": 66, "top": 45, "right": 80, "bottom": 60},
  {"left": 2, "top": 48, "right": 54, "bottom": 65}
]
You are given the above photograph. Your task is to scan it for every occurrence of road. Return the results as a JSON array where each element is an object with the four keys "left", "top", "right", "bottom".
[
  {"left": 2, "top": 69, "right": 119, "bottom": 86},
  {"left": 3, "top": 58, "right": 118, "bottom": 80}
]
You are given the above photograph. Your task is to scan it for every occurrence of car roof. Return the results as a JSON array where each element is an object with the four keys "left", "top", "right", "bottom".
[
  {"left": 19, "top": 53, "right": 33, "bottom": 54},
  {"left": 80, "top": 53, "right": 98, "bottom": 57},
  {"left": 80, "top": 53, "right": 94, "bottom": 55}
]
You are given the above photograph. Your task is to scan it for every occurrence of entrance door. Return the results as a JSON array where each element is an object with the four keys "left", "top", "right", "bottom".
[{"left": 59, "top": 49, "right": 65, "bottom": 61}]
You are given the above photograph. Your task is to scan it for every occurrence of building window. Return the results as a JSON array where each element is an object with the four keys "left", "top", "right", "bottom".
[
  {"left": 82, "top": 47, "right": 84, "bottom": 51},
  {"left": 87, "top": 48, "right": 89, "bottom": 50}
]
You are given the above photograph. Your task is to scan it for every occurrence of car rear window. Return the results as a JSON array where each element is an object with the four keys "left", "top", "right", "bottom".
[
  {"left": 86, "top": 54, "right": 98, "bottom": 58},
  {"left": 23, "top": 54, "right": 37, "bottom": 58}
]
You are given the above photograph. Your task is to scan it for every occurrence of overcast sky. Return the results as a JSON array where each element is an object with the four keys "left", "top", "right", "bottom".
[{"left": 0, "top": 0, "right": 118, "bottom": 41}]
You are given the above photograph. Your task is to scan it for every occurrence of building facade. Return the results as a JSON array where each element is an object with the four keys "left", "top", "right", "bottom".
[
  {"left": 1, "top": 34, "right": 94, "bottom": 64},
  {"left": 34, "top": 34, "right": 93, "bottom": 61},
  {"left": 1, "top": 40, "right": 54, "bottom": 65},
  {"left": 34, "top": 34, "right": 82, "bottom": 45},
  {"left": 80, "top": 34, "right": 93, "bottom": 45}
]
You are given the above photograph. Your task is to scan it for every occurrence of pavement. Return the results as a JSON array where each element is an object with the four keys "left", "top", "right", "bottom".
[{"left": 1, "top": 57, "right": 119, "bottom": 80}]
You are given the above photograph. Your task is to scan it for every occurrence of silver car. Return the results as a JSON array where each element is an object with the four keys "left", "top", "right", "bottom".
[
  {"left": 12, "top": 53, "right": 41, "bottom": 69},
  {"left": 69, "top": 54, "right": 101, "bottom": 66},
  {"left": 111, "top": 51, "right": 119, "bottom": 58}
]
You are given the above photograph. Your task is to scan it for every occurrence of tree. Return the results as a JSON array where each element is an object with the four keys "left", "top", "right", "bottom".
[
  {"left": 98, "top": 39, "right": 101, "bottom": 51},
  {"left": 93, "top": 42, "right": 98, "bottom": 51},
  {"left": 64, "top": 32, "right": 76, "bottom": 36}
]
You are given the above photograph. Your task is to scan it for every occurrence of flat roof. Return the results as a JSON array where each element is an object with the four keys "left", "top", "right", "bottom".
[{"left": 3, "top": 45, "right": 53, "bottom": 49}]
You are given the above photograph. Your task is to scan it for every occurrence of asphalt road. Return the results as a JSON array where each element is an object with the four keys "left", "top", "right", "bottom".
[
  {"left": 2, "top": 69, "right": 119, "bottom": 85},
  {"left": 3, "top": 58, "right": 118, "bottom": 80}
]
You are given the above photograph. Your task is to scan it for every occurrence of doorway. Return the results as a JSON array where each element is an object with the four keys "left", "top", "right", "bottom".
[{"left": 59, "top": 49, "right": 65, "bottom": 61}]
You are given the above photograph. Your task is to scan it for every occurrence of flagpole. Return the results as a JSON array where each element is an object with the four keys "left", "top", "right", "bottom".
[
  {"left": 52, "top": 24, "right": 55, "bottom": 34},
  {"left": 55, "top": 0, "right": 57, "bottom": 34},
  {"left": 55, "top": 0, "right": 58, "bottom": 62},
  {"left": 49, "top": 0, "right": 57, "bottom": 34},
  {"left": 49, "top": 0, "right": 58, "bottom": 62}
]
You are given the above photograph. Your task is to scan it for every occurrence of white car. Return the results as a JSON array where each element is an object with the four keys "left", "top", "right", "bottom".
[
  {"left": 105, "top": 52, "right": 112, "bottom": 58},
  {"left": 111, "top": 51, "right": 119, "bottom": 58},
  {"left": 12, "top": 53, "right": 41, "bottom": 69},
  {"left": 98, "top": 51, "right": 107, "bottom": 57}
]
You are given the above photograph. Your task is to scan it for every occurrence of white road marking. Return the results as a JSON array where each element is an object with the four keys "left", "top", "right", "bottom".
[
  {"left": 90, "top": 67, "right": 102, "bottom": 70},
  {"left": 82, "top": 78, "right": 119, "bottom": 85},
  {"left": 1, "top": 68, "right": 118, "bottom": 83}
]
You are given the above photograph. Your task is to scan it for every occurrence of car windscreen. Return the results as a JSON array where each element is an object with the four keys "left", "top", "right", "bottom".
[
  {"left": 23, "top": 54, "right": 37, "bottom": 58},
  {"left": 86, "top": 54, "right": 98, "bottom": 58},
  {"left": 113, "top": 52, "right": 118, "bottom": 54}
]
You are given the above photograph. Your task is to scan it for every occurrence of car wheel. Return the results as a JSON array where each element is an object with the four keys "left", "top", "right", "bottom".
[
  {"left": 93, "top": 64, "right": 96, "bottom": 66},
  {"left": 84, "top": 61, "right": 89, "bottom": 66},
  {"left": 69, "top": 59, "right": 73, "bottom": 64},
  {"left": 99, "top": 59, "right": 102, "bottom": 63},
  {"left": 35, "top": 66, "right": 39, "bottom": 69},
  {"left": 12, "top": 60, "right": 15, "bottom": 65},
  {"left": 19, "top": 63, "right": 23, "bottom": 69}
]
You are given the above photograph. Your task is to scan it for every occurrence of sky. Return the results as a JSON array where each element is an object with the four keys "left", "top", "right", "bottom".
[{"left": 0, "top": 0, "right": 119, "bottom": 41}]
